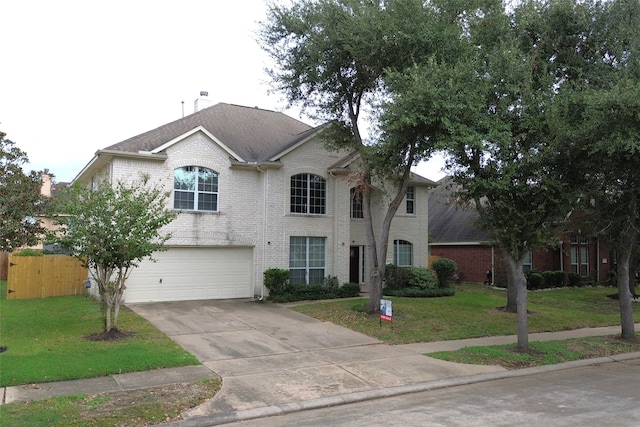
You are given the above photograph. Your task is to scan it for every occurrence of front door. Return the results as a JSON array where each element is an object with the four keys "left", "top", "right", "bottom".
[{"left": 349, "top": 246, "right": 360, "bottom": 284}]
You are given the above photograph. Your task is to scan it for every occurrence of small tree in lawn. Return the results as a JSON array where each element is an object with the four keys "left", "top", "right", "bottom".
[{"left": 50, "top": 176, "right": 176, "bottom": 335}]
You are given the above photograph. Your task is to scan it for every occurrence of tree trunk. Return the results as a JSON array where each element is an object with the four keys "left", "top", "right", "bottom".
[
  {"left": 363, "top": 182, "right": 381, "bottom": 312},
  {"left": 617, "top": 231, "right": 637, "bottom": 339},
  {"left": 502, "top": 248, "right": 518, "bottom": 312},
  {"left": 504, "top": 253, "right": 529, "bottom": 351},
  {"left": 104, "top": 296, "right": 113, "bottom": 332},
  {"left": 628, "top": 250, "right": 638, "bottom": 298}
]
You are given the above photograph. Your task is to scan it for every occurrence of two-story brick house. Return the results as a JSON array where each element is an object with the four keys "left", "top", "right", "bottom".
[{"left": 73, "top": 99, "right": 434, "bottom": 303}]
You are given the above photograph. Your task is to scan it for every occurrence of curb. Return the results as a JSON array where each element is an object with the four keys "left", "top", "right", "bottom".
[{"left": 165, "top": 352, "right": 640, "bottom": 426}]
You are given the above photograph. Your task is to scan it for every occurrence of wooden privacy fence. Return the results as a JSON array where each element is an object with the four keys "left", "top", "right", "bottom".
[
  {"left": 6, "top": 254, "right": 88, "bottom": 300},
  {"left": 428, "top": 255, "right": 442, "bottom": 268},
  {"left": 0, "top": 252, "right": 8, "bottom": 281}
]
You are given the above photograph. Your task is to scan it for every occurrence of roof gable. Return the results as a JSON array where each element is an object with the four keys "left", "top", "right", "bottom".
[{"left": 104, "top": 103, "right": 313, "bottom": 163}]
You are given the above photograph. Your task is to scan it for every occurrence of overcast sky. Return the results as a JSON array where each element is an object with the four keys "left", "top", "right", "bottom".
[{"left": 1, "top": 0, "right": 445, "bottom": 183}]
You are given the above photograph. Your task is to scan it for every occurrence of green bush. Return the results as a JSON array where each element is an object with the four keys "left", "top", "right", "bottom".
[
  {"left": 383, "top": 287, "right": 455, "bottom": 298},
  {"left": 384, "top": 264, "right": 410, "bottom": 289},
  {"left": 527, "top": 272, "right": 544, "bottom": 290},
  {"left": 266, "top": 278, "right": 361, "bottom": 302},
  {"left": 268, "top": 283, "right": 331, "bottom": 303},
  {"left": 384, "top": 264, "right": 437, "bottom": 289},
  {"left": 324, "top": 275, "right": 339, "bottom": 293},
  {"left": 337, "top": 283, "right": 361, "bottom": 297},
  {"left": 406, "top": 267, "right": 438, "bottom": 289},
  {"left": 542, "top": 270, "right": 565, "bottom": 288},
  {"left": 431, "top": 258, "right": 458, "bottom": 288},
  {"left": 568, "top": 272, "right": 582, "bottom": 287},
  {"left": 263, "top": 268, "right": 289, "bottom": 294},
  {"left": 14, "top": 248, "right": 44, "bottom": 257}
]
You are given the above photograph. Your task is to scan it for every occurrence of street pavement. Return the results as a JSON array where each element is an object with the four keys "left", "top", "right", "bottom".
[{"left": 3, "top": 299, "right": 639, "bottom": 427}]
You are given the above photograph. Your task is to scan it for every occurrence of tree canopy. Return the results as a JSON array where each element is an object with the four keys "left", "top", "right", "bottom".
[
  {"left": 260, "top": 0, "right": 467, "bottom": 310},
  {"left": 375, "top": 0, "right": 638, "bottom": 349},
  {"left": 549, "top": 0, "right": 640, "bottom": 339},
  {"left": 0, "top": 132, "right": 46, "bottom": 252}
]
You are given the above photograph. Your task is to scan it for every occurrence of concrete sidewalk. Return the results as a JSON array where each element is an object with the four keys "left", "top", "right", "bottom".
[{"left": 2, "top": 299, "right": 639, "bottom": 427}]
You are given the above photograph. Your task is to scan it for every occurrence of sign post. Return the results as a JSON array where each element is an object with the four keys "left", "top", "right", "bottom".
[{"left": 380, "top": 299, "right": 392, "bottom": 325}]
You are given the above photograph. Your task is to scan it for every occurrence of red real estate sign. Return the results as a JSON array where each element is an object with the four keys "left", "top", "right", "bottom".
[{"left": 380, "top": 299, "right": 392, "bottom": 322}]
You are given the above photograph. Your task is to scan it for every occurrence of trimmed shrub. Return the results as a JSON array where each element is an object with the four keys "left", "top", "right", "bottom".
[
  {"left": 431, "top": 258, "right": 458, "bottom": 288},
  {"left": 324, "top": 275, "right": 339, "bottom": 293},
  {"left": 568, "top": 272, "right": 582, "bottom": 287},
  {"left": 542, "top": 270, "right": 565, "bottom": 288},
  {"left": 384, "top": 264, "right": 438, "bottom": 290},
  {"left": 527, "top": 272, "right": 544, "bottom": 290},
  {"left": 337, "top": 283, "right": 361, "bottom": 297},
  {"left": 384, "top": 264, "right": 410, "bottom": 289},
  {"left": 263, "top": 268, "right": 289, "bottom": 294},
  {"left": 406, "top": 267, "right": 438, "bottom": 289},
  {"left": 266, "top": 277, "right": 360, "bottom": 302}
]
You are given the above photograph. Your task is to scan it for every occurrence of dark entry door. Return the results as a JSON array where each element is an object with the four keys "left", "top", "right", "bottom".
[{"left": 349, "top": 246, "right": 360, "bottom": 284}]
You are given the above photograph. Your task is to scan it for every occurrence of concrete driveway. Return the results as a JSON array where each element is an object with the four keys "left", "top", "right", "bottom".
[{"left": 127, "top": 299, "right": 503, "bottom": 417}]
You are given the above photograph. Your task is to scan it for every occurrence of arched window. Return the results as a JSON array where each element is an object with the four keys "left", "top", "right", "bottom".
[
  {"left": 290, "top": 173, "right": 326, "bottom": 214},
  {"left": 393, "top": 240, "right": 413, "bottom": 267},
  {"left": 174, "top": 166, "right": 218, "bottom": 211}
]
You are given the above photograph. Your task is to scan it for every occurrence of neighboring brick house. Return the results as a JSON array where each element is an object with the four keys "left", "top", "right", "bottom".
[
  {"left": 73, "top": 97, "right": 435, "bottom": 303},
  {"left": 429, "top": 177, "right": 614, "bottom": 286}
]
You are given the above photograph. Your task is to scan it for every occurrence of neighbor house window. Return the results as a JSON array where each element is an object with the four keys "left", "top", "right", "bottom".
[
  {"left": 406, "top": 186, "right": 415, "bottom": 214},
  {"left": 291, "top": 174, "right": 326, "bottom": 214},
  {"left": 522, "top": 251, "right": 533, "bottom": 272},
  {"left": 350, "top": 188, "right": 363, "bottom": 219},
  {"left": 570, "top": 235, "right": 589, "bottom": 276},
  {"left": 289, "top": 236, "right": 326, "bottom": 285},
  {"left": 174, "top": 166, "right": 218, "bottom": 211},
  {"left": 393, "top": 239, "right": 413, "bottom": 267}
]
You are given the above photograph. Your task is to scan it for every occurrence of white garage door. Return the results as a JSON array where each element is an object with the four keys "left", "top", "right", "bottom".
[{"left": 123, "top": 247, "right": 253, "bottom": 303}]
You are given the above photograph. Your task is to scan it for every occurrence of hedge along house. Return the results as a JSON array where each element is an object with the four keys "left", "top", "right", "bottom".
[
  {"left": 429, "top": 177, "right": 614, "bottom": 286},
  {"left": 72, "top": 95, "right": 435, "bottom": 303}
]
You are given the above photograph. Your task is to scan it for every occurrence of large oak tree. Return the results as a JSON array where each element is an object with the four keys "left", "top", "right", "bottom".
[
  {"left": 259, "top": 0, "right": 466, "bottom": 311},
  {"left": 550, "top": 0, "right": 640, "bottom": 340}
]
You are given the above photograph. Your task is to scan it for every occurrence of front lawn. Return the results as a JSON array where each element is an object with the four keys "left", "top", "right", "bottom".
[
  {"left": 0, "top": 281, "right": 199, "bottom": 387},
  {"left": 291, "top": 283, "right": 640, "bottom": 345}
]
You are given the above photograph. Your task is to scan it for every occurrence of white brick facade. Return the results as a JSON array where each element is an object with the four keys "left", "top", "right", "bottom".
[{"left": 79, "top": 128, "right": 431, "bottom": 299}]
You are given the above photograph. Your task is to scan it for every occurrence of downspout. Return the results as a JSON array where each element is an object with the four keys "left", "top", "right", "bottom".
[
  {"left": 491, "top": 245, "right": 495, "bottom": 286},
  {"left": 329, "top": 171, "right": 338, "bottom": 278},
  {"left": 258, "top": 166, "right": 268, "bottom": 301}
]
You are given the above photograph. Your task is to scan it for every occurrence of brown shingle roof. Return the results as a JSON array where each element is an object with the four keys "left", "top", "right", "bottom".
[
  {"left": 104, "top": 103, "right": 313, "bottom": 162},
  {"left": 428, "top": 177, "right": 492, "bottom": 243}
]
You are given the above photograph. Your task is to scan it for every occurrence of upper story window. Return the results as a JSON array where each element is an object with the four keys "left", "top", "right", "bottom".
[
  {"left": 393, "top": 239, "right": 413, "bottom": 267},
  {"left": 291, "top": 174, "right": 326, "bottom": 214},
  {"left": 350, "top": 188, "right": 363, "bottom": 219},
  {"left": 174, "top": 166, "right": 219, "bottom": 211},
  {"left": 406, "top": 186, "right": 415, "bottom": 214}
]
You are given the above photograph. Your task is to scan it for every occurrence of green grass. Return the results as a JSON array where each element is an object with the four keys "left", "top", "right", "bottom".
[
  {"left": 292, "top": 283, "right": 639, "bottom": 345},
  {"left": 427, "top": 335, "right": 640, "bottom": 369},
  {"left": 0, "top": 281, "right": 199, "bottom": 386}
]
